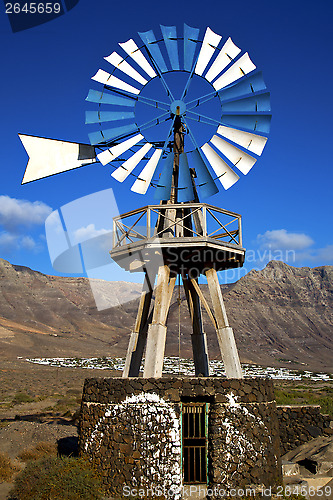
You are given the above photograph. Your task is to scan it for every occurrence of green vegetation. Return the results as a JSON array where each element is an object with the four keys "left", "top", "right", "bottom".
[
  {"left": 8, "top": 456, "right": 104, "bottom": 500},
  {"left": 274, "top": 383, "right": 333, "bottom": 417},
  {"left": 11, "top": 392, "right": 36, "bottom": 405},
  {"left": 0, "top": 451, "right": 19, "bottom": 482}
]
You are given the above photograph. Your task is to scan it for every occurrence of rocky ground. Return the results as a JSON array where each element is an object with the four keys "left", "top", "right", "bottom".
[
  {"left": 0, "top": 357, "right": 121, "bottom": 499},
  {"left": 282, "top": 435, "right": 333, "bottom": 500}
]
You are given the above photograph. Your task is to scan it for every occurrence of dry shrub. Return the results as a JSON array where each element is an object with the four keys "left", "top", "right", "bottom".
[
  {"left": 8, "top": 456, "right": 103, "bottom": 499},
  {"left": 11, "top": 392, "right": 35, "bottom": 405},
  {"left": 18, "top": 441, "right": 57, "bottom": 462},
  {"left": 0, "top": 451, "right": 19, "bottom": 482}
]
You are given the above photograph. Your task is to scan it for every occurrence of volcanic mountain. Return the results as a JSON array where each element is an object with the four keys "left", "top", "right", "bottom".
[{"left": 0, "top": 258, "right": 332, "bottom": 372}]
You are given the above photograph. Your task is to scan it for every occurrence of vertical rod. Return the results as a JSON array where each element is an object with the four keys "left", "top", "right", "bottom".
[
  {"left": 202, "top": 206, "right": 207, "bottom": 236},
  {"left": 238, "top": 214, "right": 242, "bottom": 246},
  {"left": 112, "top": 219, "right": 116, "bottom": 248},
  {"left": 147, "top": 206, "right": 151, "bottom": 239}
]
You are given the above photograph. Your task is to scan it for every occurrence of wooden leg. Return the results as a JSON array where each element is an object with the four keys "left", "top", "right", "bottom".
[
  {"left": 143, "top": 265, "right": 176, "bottom": 378},
  {"left": 122, "top": 274, "right": 153, "bottom": 378},
  {"left": 205, "top": 268, "right": 243, "bottom": 379},
  {"left": 183, "top": 277, "right": 210, "bottom": 377}
]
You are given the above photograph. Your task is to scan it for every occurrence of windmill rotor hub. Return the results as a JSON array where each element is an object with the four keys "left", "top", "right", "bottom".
[{"left": 170, "top": 100, "right": 186, "bottom": 116}]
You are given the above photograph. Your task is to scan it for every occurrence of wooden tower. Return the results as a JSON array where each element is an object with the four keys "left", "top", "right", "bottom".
[{"left": 111, "top": 114, "right": 245, "bottom": 379}]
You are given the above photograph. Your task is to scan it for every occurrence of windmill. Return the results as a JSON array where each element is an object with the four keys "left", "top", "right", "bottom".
[{"left": 19, "top": 24, "right": 271, "bottom": 380}]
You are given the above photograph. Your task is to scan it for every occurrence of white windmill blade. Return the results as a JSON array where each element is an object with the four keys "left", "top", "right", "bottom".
[
  {"left": 112, "top": 143, "right": 152, "bottom": 182},
  {"left": 217, "top": 125, "right": 267, "bottom": 156},
  {"left": 131, "top": 149, "right": 163, "bottom": 194},
  {"left": 119, "top": 39, "right": 157, "bottom": 79},
  {"left": 104, "top": 52, "right": 148, "bottom": 85},
  {"left": 211, "top": 135, "right": 256, "bottom": 175},
  {"left": 97, "top": 134, "right": 144, "bottom": 166},
  {"left": 201, "top": 143, "right": 239, "bottom": 190},
  {"left": 205, "top": 37, "right": 241, "bottom": 82},
  {"left": 195, "top": 27, "right": 222, "bottom": 76},
  {"left": 213, "top": 53, "right": 256, "bottom": 91},
  {"left": 92, "top": 69, "right": 140, "bottom": 95},
  {"left": 19, "top": 134, "right": 96, "bottom": 184}
]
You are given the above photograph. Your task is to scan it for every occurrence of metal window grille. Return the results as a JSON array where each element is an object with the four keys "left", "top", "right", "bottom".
[{"left": 182, "top": 403, "right": 208, "bottom": 484}]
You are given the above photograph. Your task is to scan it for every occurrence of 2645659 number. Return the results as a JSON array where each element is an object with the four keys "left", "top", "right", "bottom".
[
  {"left": 277, "top": 485, "right": 332, "bottom": 497},
  {"left": 5, "top": 3, "right": 61, "bottom": 14}
]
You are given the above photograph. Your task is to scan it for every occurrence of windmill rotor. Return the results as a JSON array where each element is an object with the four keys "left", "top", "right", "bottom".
[
  {"left": 20, "top": 24, "right": 271, "bottom": 201},
  {"left": 86, "top": 24, "right": 271, "bottom": 201}
]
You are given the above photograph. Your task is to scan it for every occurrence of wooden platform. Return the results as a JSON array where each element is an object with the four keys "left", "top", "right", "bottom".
[{"left": 110, "top": 203, "right": 245, "bottom": 274}]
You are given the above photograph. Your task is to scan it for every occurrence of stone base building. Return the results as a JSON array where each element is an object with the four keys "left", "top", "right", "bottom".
[{"left": 79, "top": 377, "right": 282, "bottom": 498}]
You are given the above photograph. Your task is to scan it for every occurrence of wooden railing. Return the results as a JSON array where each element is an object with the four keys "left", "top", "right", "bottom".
[{"left": 112, "top": 203, "right": 242, "bottom": 249}]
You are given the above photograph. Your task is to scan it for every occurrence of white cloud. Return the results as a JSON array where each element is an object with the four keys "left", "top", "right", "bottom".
[
  {"left": 294, "top": 245, "right": 333, "bottom": 264},
  {"left": 257, "top": 229, "right": 314, "bottom": 251},
  {"left": 21, "top": 235, "right": 36, "bottom": 250},
  {"left": 316, "top": 245, "right": 333, "bottom": 262},
  {"left": 0, "top": 232, "right": 19, "bottom": 252},
  {"left": 0, "top": 232, "right": 43, "bottom": 254},
  {"left": 0, "top": 195, "right": 52, "bottom": 230},
  {"left": 73, "top": 223, "right": 110, "bottom": 244}
]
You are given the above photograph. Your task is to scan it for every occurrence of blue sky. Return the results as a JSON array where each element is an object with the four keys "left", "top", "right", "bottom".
[{"left": 0, "top": 0, "right": 332, "bottom": 285}]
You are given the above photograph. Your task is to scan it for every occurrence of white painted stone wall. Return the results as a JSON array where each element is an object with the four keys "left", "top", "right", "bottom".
[{"left": 84, "top": 392, "right": 182, "bottom": 498}]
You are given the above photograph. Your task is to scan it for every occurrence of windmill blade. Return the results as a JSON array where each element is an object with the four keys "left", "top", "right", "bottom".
[
  {"left": 205, "top": 37, "right": 241, "bottom": 82},
  {"left": 112, "top": 143, "right": 152, "bottom": 182},
  {"left": 160, "top": 25, "right": 179, "bottom": 70},
  {"left": 97, "top": 134, "right": 144, "bottom": 166},
  {"left": 89, "top": 123, "right": 138, "bottom": 146},
  {"left": 178, "top": 153, "right": 194, "bottom": 202},
  {"left": 213, "top": 53, "right": 256, "bottom": 91},
  {"left": 119, "top": 39, "right": 157, "bottom": 79},
  {"left": 219, "top": 71, "right": 267, "bottom": 101},
  {"left": 217, "top": 125, "right": 267, "bottom": 156},
  {"left": 19, "top": 135, "right": 96, "bottom": 184},
  {"left": 86, "top": 89, "right": 136, "bottom": 107},
  {"left": 154, "top": 152, "right": 174, "bottom": 200},
  {"left": 190, "top": 149, "right": 218, "bottom": 198},
  {"left": 221, "top": 92, "right": 271, "bottom": 112},
  {"left": 210, "top": 135, "right": 256, "bottom": 175},
  {"left": 221, "top": 114, "right": 272, "bottom": 134},
  {"left": 195, "top": 27, "right": 222, "bottom": 76},
  {"left": 85, "top": 111, "right": 135, "bottom": 124},
  {"left": 138, "top": 30, "right": 168, "bottom": 73},
  {"left": 201, "top": 143, "right": 239, "bottom": 190},
  {"left": 92, "top": 69, "right": 140, "bottom": 95},
  {"left": 184, "top": 23, "right": 200, "bottom": 72},
  {"left": 104, "top": 52, "right": 148, "bottom": 85},
  {"left": 131, "top": 149, "right": 163, "bottom": 194}
]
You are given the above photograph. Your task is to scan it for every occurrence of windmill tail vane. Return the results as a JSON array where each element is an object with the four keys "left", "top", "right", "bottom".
[{"left": 20, "top": 24, "right": 271, "bottom": 203}]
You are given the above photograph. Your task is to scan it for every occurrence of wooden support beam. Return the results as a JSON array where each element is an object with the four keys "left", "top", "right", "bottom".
[
  {"left": 183, "top": 278, "right": 210, "bottom": 377},
  {"left": 143, "top": 265, "right": 174, "bottom": 378},
  {"left": 166, "top": 276, "right": 177, "bottom": 321},
  {"left": 205, "top": 268, "right": 243, "bottom": 379},
  {"left": 122, "top": 275, "right": 153, "bottom": 378},
  {"left": 190, "top": 278, "right": 217, "bottom": 330}
]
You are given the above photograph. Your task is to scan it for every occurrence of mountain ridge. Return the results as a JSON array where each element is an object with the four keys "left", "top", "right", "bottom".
[{"left": 0, "top": 258, "right": 332, "bottom": 371}]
